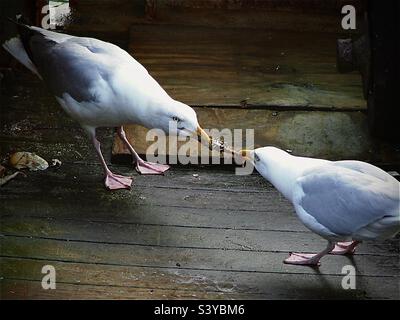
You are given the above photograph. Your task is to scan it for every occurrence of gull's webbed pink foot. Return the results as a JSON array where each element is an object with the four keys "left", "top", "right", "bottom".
[
  {"left": 284, "top": 253, "right": 322, "bottom": 266},
  {"left": 135, "top": 159, "right": 170, "bottom": 175},
  {"left": 330, "top": 241, "right": 359, "bottom": 255},
  {"left": 284, "top": 242, "right": 334, "bottom": 266},
  {"left": 105, "top": 171, "right": 133, "bottom": 190},
  {"left": 116, "top": 126, "right": 170, "bottom": 175}
]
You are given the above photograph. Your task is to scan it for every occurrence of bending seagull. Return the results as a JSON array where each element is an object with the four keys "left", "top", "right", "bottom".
[
  {"left": 242, "top": 147, "right": 400, "bottom": 266},
  {"left": 3, "top": 21, "right": 212, "bottom": 190}
]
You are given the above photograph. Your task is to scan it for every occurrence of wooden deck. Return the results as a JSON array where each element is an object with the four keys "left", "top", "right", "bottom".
[{"left": 0, "top": 72, "right": 399, "bottom": 299}]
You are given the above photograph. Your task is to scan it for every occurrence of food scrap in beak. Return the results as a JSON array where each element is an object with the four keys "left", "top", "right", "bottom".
[
  {"left": 197, "top": 126, "right": 212, "bottom": 145},
  {"left": 196, "top": 126, "right": 240, "bottom": 158}
]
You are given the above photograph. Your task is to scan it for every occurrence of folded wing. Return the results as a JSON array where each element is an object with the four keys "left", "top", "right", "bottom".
[{"left": 293, "top": 165, "right": 399, "bottom": 238}]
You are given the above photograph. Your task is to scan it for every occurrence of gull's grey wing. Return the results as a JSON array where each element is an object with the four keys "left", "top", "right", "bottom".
[
  {"left": 294, "top": 165, "right": 399, "bottom": 237},
  {"left": 333, "top": 160, "right": 397, "bottom": 183},
  {"left": 19, "top": 25, "right": 130, "bottom": 102}
]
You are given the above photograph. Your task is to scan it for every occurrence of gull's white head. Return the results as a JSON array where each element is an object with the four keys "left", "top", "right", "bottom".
[
  {"left": 149, "top": 99, "right": 211, "bottom": 144},
  {"left": 241, "top": 147, "right": 304, "bottom": 202},
  {"left": 241, "top": 147, "right": 287, "bottom": 175}
]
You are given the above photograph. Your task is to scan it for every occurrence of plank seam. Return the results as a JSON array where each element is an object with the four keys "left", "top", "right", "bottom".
[
  {"left": 1, "top": 256, "right": 398, "bottom": 279},
  {"left": 0, "top": 215, "right": 310, "bottom": 233},
  {"left": 2, "top": 234, "right": 397, "bottom": 258}
]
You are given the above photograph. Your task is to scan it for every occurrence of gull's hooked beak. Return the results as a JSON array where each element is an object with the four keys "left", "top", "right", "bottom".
[
  {"left": 240, "top": 149, "right": 254, "bottom": 162},
  {"left": 196, "top": 126, "right": 212, "bottom": 145}
]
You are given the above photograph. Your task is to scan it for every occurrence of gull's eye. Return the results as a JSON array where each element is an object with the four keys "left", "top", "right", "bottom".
[
  {"left": 254, "top": 153, "right": 260, "bottom": 162},
  {"left": 172, "top": 116, "right": 179, "bottom": 122}
]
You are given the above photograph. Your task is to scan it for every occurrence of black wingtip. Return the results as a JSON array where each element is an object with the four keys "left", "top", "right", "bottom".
[
  {"left": 6, "top": 15, "right": 30, "bottom": 27},
  {"left": 6, "top": 16, "right": 36, "bottom": 63},
  {"left": 6, "top": 17, "right": 18, "bottom": 24}
]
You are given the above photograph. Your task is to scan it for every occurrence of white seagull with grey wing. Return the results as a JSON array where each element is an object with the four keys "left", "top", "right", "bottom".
[
  {"left": 3, "top": 20, "right": 213, "bottom": 190},
  {"left": 242, "top": 147, "right": 400, "bottom": 266}
]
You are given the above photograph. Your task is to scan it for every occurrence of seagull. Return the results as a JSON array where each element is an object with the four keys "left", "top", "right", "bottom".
[
  {"left": 2, "top": 20, "right": 213, "bottom": 190},
  {"left": 242, "top": 147, "right": 400, "bottom": 266}
]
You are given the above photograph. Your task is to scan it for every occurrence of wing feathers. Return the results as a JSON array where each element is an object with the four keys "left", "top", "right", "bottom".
[
  {"left": 294, "top": 165, "right": 399, "bottom": 239},
  {"left": 2, "top": 37, "right": 42, "bottom": 79}
]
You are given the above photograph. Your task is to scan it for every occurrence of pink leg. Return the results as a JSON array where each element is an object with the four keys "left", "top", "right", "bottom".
[
  {"left": 117, "top": 126, "right": 170, "bottom": 175},
  {"left": 330, "top": 241, "right": 360, "bottom": 255},
  {"left": 90, "top": 131, "right": 132, "bottom": 190},
  {"left": 284, "top": 242, "right": 335, "bottom": 266}
]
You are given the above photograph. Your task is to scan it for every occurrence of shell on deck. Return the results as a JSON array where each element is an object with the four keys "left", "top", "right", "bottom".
[{"left": 9, "top": 152, "right": 49, "bottom": 171}]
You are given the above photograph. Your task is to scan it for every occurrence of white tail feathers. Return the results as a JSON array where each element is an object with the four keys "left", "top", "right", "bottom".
[{"left": 2, "top": 37, "right": 42, "bottom": 79}]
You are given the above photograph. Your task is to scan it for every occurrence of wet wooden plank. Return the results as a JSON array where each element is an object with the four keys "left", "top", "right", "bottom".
[
  {"left": 0, "top": 279, "right": 237, "bottom": 300},
  {"left": 2, "top": 235, "right": 399, "bottom": 280},
  {"left": 0, "top": 190, "right": 303, "bottom": 233},
  {"left": 5, "top": 277, "right": 388, "bottom": 300},
  {"left": 1, "top": 257, "right": 398, "bottom": 300},
  {"left": 0, "top": 217, "right": 385, "bottom": 258},
  {"left": 0, "top": 159, "right": 267, "bottom": 191},
  {"left": 1, "top": 165, "right": 398, "bottom": 258},
  {"left": 0, "top": 168, "right": 297, "bottom": 217},
  {"left": 0, "top": 167, "right": 305, "bottom": 233}
]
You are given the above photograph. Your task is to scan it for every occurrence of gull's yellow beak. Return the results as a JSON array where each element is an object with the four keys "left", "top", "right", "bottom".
[
  {"left": 196, "top": 126, "right": 212, "bottom": 145},
  {"left": 240, "top": 149, "right": 254, "bottom": 161}
]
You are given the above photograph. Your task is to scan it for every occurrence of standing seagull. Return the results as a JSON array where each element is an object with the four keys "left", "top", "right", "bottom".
[
  {"left": 3, "top": 21, "right": 212, "bottom": 190},
  {"left": 242, "top": 147, "right": 400, "bottom": 266}
]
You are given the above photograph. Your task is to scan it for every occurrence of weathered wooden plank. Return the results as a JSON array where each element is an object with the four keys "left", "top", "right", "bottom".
[
  {"left": 0, "top": 196, "right": 305, "bottom": 234},
  {"left": 0, "top": 217, "right": 321, "bottom": 253},
  {"left": 1, "top": 213, "right": 399, "bottom": 258},
  {"left": 144, "top": 73, "right": 364, "bottom": 109},
  {"left": 129, "top": 25, "right": 365, "bottom": 109},
  {"left": 1, "top": 231, "right": 398, "bottom": 277},
  {"left": 1, "top": 257, "right": 398, "bottom": 300},
  {"left": 2, "top": 180, "right": 390, "bottom": 249},
  {"left": 4, "top": 277, "right": 383, "bottom": 300},
  {"left": 0, "top": 168, "right": 300, "bottom": 219},
  {"left": 0, "top": 279, "right": 237, "bottom": 300},
  {"left": 0, "top": 163, "right": 301, "bottom": 233},
  {"left": 66, "top": 0, "right": 364, "bottom": 34},
  {"left": 0, "top": 200, "right": 303, "bottom": 233},
  {"left": 1, "top": 182, "right": 399, "bottom": 257},
  {"left": 1, "top": 167, "right": 398, "bottom": 257},
  {"left": 0, "top": 161, "right": 396, "bottom": 196},
  {"left": 0, "top": 160, "right": 267, "bottom": 190},
  {"left": 111, "top": 110, "right": 400, "bottom": 164}
]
